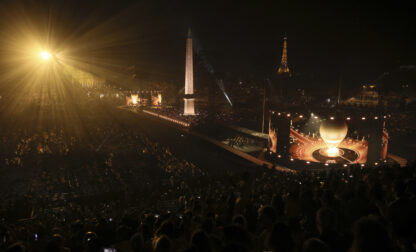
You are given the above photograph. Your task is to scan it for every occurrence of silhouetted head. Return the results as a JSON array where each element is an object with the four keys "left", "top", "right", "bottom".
[
  {"left": 153, "top": 235, "right": 172, "bottom": 252},
  {"left": 130, "top": 233, "right": 144, "bottom": 252},
  {"left": 7, "top": 243, "right": 26, "bottom": 252},
  {"left": 220, "top": 242, "right": 249, "bottom": 252},
  {"left": 393, "top": 178, "right": 406, "bottom": 198},
  {"left": 116, "top": 225, "right": 131, "bottom": 241},
  {"left": 139, "top": 223, "right": 152, "bottom": 241},
  {"left": 266, "top": 222, "right": 294, "bottom": 252},
  {"left": 156, "top": 220, "right": 174, "bottom": 238},
  {"left": 302, "top": 238, "right": 329, "bottom": 252},
  {"left": 191, "top": 230, "right": 212, "bottom": 252},
  {"left": 232, "top": 215, "right": 247, "bottom": 228},
  {"left": 351, "top": 216, "right": 393, "bottom": 252},
  {"left": 258, "top": 205, "right": 277, "bottom": 227},
  {"left": 223, "top": 225, "right": 251, "bottom": 248},
  {"left": 316, "top": 208, "right": 337, "bottom": 235}
]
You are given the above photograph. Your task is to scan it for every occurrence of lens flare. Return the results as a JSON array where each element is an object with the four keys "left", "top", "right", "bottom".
[{"left": 40, "top": 51, "right": 51, "bottom": 60}]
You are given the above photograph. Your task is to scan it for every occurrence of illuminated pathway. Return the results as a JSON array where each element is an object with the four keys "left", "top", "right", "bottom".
[{"left": 118, "top": 106, "right": 293, "bottom": 173}]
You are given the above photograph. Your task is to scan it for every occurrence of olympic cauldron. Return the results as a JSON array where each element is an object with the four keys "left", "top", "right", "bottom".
[
  {"left": 319, "top": 120, "right": 348, "bottom": 157},
  {"left": 268, "top": 110, "right": 389, "bottom": 168}
]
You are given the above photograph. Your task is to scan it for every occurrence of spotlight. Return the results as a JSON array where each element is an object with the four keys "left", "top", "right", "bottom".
[
  {"left": 40, "top": 51, "right": 51, "bottom": 60},
  {"left": 346, "top": 117, "right": 351, "bottom": 120}
]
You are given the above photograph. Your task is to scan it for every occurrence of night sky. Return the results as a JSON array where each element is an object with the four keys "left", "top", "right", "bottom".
[{"left": 0, "top": 0, "right": 415, "bottom": 91}]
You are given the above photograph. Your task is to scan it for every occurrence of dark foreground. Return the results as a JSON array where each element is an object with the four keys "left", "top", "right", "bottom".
[{"left": 0, "top": 102, "right": 415, "bottom": 252}]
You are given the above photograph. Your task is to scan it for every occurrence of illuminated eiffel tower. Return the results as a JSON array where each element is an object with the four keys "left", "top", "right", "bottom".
[{"left": 277, "top": 36, "right": 290, "bottom": 75}]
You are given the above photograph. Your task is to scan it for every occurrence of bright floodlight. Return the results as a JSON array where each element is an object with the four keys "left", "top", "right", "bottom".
[{"left": 40, "top": 51, "right": 51, "bottom": 60}]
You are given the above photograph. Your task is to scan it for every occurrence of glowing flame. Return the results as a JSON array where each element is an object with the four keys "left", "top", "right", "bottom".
[
  {"left": 319, "top": 120, "right": 348, "bottom": 157},
  {"left": 326, "top": 147, "right": 340, "bottom": 157},
  {"left": 158, "top": 93, "right": 162, "bottom": 105},
  {"left": 152, "top": 95, "right": 159, "bottom": 106},
  {"left": 131, "top": 94, "right": 138, "bottom": 105}
]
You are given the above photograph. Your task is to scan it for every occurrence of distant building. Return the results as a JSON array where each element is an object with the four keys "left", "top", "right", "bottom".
[
  {"left": 184, "top": 28, "right": 195, "bottom": 115},
  {"left": 343, "top": 85, "right": 379, "bottom": 106},
  {"left": 269, "top": 36, "right": 293, "bottom": 104},
  {"left": 277, "top": 37, "right": 290, "bottom": 76}
]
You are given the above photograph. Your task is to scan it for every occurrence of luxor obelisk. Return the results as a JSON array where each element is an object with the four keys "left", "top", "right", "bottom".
[{"left": 184, "top": 28, "right": 195, "bottom": 115}]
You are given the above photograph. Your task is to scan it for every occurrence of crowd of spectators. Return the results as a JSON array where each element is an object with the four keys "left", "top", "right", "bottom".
[
  {"left": 0, "top": 103, "right": 415, "bottom": 252},
  {"left": 141, "top": 106, "right": 254, "bottom": 128},
  {"left": 141, "top": 107, "right": 207, "bottom": 127}
]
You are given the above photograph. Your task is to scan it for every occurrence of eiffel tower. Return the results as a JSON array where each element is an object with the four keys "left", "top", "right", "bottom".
[{"left": 277, "top": 36, "right": 290, "bottom": 75}]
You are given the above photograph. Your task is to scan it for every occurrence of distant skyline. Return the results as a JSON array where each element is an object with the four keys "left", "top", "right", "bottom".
[{"left": 0, "top": 0, "right": 415, "bottom": 92}]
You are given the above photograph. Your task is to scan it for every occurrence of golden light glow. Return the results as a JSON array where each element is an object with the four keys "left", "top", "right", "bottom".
[
  {"left": 131, "top": 94, "right": 139, "bottom": 105},
  {"left": 289, "top": 127, "right": 368, "bottom": 164},
  {"left": 326, "top": 147, "right": 340, "bottom": 157},
  {"left": 319, "top": 120, "right": 348, "bottom": 157},
  {"left": 40, "top": 51, "right": 51, "bottom": 60},
  {"left": 277, "top": 37, "right": 290, "bottom": 74}
]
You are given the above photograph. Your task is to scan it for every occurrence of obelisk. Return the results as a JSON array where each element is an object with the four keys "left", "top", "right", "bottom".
[{"left": 184, "top": 28, "right": 195, "bottom": 115}]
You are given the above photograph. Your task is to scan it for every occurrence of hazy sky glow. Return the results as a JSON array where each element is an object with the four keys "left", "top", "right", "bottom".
[{"left": 0, "top": 0, "right": 415, "bottom": 92}]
